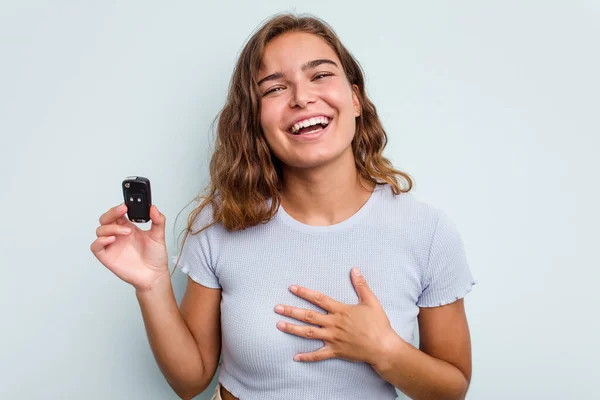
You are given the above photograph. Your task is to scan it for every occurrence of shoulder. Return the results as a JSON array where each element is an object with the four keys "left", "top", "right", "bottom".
[
  {"left": 189, "top": 200, "right": 219, "bottom": 233},
  {"left": 372, "top": 184, "right": 468, "bottom": 260},
  {"left": 183, "top": 199, "right": 228, "bottom": 248},
  {"left": 373, "top": 184, "right": 446, "bottom": 234}
]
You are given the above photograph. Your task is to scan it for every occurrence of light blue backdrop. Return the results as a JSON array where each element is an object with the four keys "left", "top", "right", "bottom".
[{"left": 1, "top": 1, "right": 598, "bottom": 399}]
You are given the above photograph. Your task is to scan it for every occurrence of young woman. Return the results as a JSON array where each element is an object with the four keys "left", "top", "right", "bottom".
[{"left": 91, "top": 13, "right": 476, "bottom": 400}]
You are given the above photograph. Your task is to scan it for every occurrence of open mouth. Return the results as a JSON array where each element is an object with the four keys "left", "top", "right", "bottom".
[{"left": 288, "top": 116, "right": 331, "bottom": 135}]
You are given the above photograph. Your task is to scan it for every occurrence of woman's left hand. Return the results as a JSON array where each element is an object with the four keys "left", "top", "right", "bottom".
[{"left": 274, "top": 267, "right": 402, "bottom": 364}]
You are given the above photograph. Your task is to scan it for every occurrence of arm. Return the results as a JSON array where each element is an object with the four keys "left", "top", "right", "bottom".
[
  {"left": 136, "top": 273, "right": 221, "bottom": 399},
  {"left": 372, "top": 299, "right": 472, "bottom": 400}
]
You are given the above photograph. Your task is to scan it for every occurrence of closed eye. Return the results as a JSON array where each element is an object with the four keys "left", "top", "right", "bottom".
[
  {"left": 313, "top": 72, "right": 334, "bottom": 80},
  {"left": 263, "top": 86, "right": 285, "bottom": 96},
  {"left": 262, "top": 72, "right": 333, "bottom": 96}
]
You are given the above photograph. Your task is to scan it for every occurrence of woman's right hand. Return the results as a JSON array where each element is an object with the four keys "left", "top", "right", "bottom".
[{"left": 90, "top": 203, "right": 170, "bottom": 292}]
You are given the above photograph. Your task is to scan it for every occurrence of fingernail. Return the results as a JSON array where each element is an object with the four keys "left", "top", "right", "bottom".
[
  {"left": 118, "top": 203, "right": 125, "bottom": 212},
  {"left": 352, "top": 267, "right": 361, "bottom": 277},
  {"left": 277, "top": 321, "right": 286, "bottom": 330},
  {"left": 289, "top": 285, "right": 298, "bottom": 293},
  {"left": 274, "top": 305, "right": 284, "bottom": 313}
]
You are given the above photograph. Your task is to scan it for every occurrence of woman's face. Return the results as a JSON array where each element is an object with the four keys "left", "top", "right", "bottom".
[{"left": 258, "top": 32, "right": 360, "bottom": 171}]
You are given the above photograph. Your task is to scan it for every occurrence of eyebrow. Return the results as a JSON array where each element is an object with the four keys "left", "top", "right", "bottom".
[{"left": 257, "top": 59, "right": 339, "bottom": 86}]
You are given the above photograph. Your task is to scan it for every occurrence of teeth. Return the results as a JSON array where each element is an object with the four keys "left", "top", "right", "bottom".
[{"left": 291, "top": 116, "right": 330, "bottom": 134}]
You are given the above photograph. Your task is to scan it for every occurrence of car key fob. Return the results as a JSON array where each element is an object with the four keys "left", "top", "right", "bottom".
[{"left": 122, "top": 176, "right": 152, "bottom": 223}]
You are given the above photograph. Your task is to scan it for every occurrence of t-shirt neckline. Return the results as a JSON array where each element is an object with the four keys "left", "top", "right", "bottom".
[{"left": 276, "top": 183, "right": 387, "bottom": 234}]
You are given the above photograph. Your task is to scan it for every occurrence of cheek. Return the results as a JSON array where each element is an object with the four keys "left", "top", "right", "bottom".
[
  {"left": 260, "top": 100, "right": 284, "bottom": 133},
  {"left": 322, "top": 85, "right": 355, "bottom": 116},
  {"left": 324, "top": 92, "right": 356, "bottom": 133},
  {"left": 259, "top": 106, "right": 284, "bottom": 152},
  {"left": 259, "top": 107, "right": 276, "bottom": 138}
]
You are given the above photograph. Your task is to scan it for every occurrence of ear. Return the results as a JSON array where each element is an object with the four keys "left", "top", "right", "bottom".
[{"left": 352, "top": 84, "right": 361, "bottom": 117}]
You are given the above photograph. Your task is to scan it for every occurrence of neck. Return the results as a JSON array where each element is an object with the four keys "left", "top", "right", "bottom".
[{"left": 280, "top": 150, "right": 376, "bottom": 226}]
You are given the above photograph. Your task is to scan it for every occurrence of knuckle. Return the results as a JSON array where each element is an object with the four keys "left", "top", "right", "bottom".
[
  {"left": 333, "top": 319, "right": 344, "bottom": 331},
  {"left": 333, "top": 315, "right": 348, "bottom": 331},
  {"left": 304, "top": 310, "right": 315, "bottom": 323},
  {"left": 314, "top": 292, "right": 325, "bottom": 304},
  {"left": 331, "top": 331, "right": 340, "bottom": 342},
  {"left": 305, "top": 327, "right": 315, "bottom": 338},
  {"left": 340, "top": 307, "right": 352, "bottom": 319}
]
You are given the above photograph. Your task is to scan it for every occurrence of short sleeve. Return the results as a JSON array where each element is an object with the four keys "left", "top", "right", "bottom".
[
  {"left": 174, "top": 206, "right": 222, "bottom": 289},
  {"left": 417, "top": 210, "right": 477, "bottom": 307}
]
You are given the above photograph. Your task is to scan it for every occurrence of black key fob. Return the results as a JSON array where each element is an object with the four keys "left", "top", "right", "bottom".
[{"left": 122, "top": 176, "right": 152, "bottom": 223}]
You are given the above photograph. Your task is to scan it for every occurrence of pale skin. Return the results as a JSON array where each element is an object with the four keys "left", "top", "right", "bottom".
[
  {"left": 271, "top": 272, "right": 472, "bottom": 400},
  {"left": 91, "top": 30, "right": 472, "bottom": 400}
]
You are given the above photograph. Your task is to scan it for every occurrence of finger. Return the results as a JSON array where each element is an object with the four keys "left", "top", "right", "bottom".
[
  {"left": 90, "top": 235, "right": 116, "bottom": 254},
  {"left": 96, "top": 224, "right": 132, "bottom": 238},
  {"left": 276, "top": 321, "right": 330, "bottom": 341},
  {"left": 289, "top": 285, "right": 341, "bottom": 313},
  {"left": 294, "top": 346, "right": 335, "bottom": 363},
  {"left": 99, "top": 203, "right": 128, "bottom": 226},
  {"left": 350, "top": 267, "right": 376, "bottom": 306},
  {"left": 148, "top": 205, "right": 165, "bottom": 242},
  {"left": 274, "top": 304, "right": 328, "bottom": 327}
]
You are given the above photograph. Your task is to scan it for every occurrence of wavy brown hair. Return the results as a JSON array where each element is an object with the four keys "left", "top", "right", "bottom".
[{"left": 171, "top": 13, "right": 413, "bottom": 275}]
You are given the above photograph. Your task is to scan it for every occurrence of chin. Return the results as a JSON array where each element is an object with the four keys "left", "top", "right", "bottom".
[{"left": 282, "top": 146, "right": 353, "bottom": 170}]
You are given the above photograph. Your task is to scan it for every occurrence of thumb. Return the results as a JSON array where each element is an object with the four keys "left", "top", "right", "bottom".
[
  {"left": 148, "top": 205, "right": 166, "bottom": 241},
  {"left": 351, "top": 267, "right": 375, "bottom": 305}
]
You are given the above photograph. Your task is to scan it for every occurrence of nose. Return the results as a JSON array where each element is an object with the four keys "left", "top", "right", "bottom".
[{"left": 288, "top": 83, "right": 316, "bottom": 109}]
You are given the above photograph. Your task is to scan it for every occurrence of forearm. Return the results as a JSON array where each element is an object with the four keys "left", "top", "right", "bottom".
[
  {"left": 372, "top": 335, "right": 469, "bottom": 400},
  {"left": 135, "top": 272, "right": 208, "bottom": 398}
]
